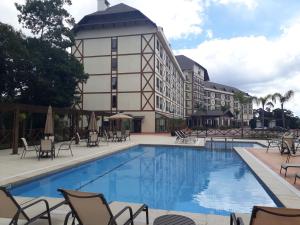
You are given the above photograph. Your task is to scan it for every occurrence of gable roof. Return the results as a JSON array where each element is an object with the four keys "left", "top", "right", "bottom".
[
  {"left": 74, "top": 3, "right": 156, "bottom": 33},
  {"left": 204, "top": 81, "right": 246, "bottom": 94},
  {"left": 175, "top": 55, "right": 210, "bottom": 81}
]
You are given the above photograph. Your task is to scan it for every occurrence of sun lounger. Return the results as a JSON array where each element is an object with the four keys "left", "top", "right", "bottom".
[
  {"left": 0, "top": 186, "right": 64, "bottom": 225},
  {"left": 280, "top": 163, "right": 300, "bottom": 177},
  {"left": 279, "top": 140, "right": 300, "bottom": 177},
  {"left": 175, "top": 130, "right": 187, "bottom": 143},
  {"left": 230, "top": 206, "right": 300, "bottom": 225},
  {"left": 294, "top": 173, "right": 300, "bottom": 184},
  {"left": 58, "top": 189, "right": 149, "bottom": 225},
  {"left": 56, "top": 137, "right": 74, "bottom": 157},
  {"left": 20, "top": 138, "right": 39, "bottom": 159}
]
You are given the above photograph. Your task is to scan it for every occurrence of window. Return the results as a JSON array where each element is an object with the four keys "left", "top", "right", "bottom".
[
  {"left": 156, "top": 95, "right": 160, "bottom": 108},
  {"left": 112, "top": 95, "right": 117, "bottom": 108},
  {"left": 156, "top": 40, "right": 160, "bottom": 51},
  {"left": 215, "top": 93, "right": 221, "bottom": 99},
  {"left": 111, "top": 58, "right": 117, "bottom": 70},
  {"left": 156, "top": 77, "right": 160, "bottom": 90},
  {"left": 111, "top": 38, "right": 117, "bottom": 51},
  {"left": 111, "top": 77, "right": 117, "bottom": 90}
]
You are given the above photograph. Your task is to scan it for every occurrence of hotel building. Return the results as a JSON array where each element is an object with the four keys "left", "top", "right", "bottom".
[
  {"left": 72, "top": 1, "right": 185, "bottom": 133},
  {"left": 176, "top": 55, "right": 253, "bottom": 127}
]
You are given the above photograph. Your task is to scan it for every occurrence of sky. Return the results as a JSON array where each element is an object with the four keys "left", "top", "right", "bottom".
[{"left": 1, "top": 0, "right": 300, "bottom": 116}]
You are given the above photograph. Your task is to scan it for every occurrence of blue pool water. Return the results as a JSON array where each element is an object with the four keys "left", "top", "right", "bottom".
[{"left": 11, "top": 145, "right": 277, "bottom": 215}]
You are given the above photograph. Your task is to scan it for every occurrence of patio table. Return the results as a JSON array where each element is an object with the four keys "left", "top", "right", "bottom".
[{"left": 153, "top": 214, "right": 195, "bottom": 225}]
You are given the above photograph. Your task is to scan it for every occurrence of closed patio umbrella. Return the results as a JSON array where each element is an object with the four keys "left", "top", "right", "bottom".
[
  {"left": 88, "top": 112, "right": 97, "bottom": 132},
  {"left": 44, "top": 106, "right": 54, "bottom": 136}
]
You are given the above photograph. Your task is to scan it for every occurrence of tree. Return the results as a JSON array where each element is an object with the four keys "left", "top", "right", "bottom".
[
  {"left": 234, "top": 92, "right": 252, "bottom": 137},
  {"left": 15, "top": 0, "right": 75, "bottom": 48},
  {"left": 0, "top": 22, "right": 32, "bottom": 102},
  {"left": 18, "top": 38, "right": 88, "bottom": 107},
  {"left": 273, "top": 90, "right": 294, "bottom": 128},
  {"left": 252, "top": 94, "right": 274, "bottom": 128}
]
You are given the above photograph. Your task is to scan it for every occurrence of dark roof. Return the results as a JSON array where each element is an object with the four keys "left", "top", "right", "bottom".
[
  {"left": 204, "top": 81, "right": 246, "bottom": 94},
  {"left": 74, "top": 3, "right": 156, "bottom": 33},
  {"left": 175, "top": 55, "right": 210, "bottom": 81},
  {"left": 192, "top": 110, "right": 234, "bottom": 117}
]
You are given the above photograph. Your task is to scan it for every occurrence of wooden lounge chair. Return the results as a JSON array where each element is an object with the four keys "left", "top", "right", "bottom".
[
  {"left": 58, "top": 189, "right": 149, "bottom": 225},
  {"left": 230, "top": 206, "right": 300, "bottom": 225},
  {"left": 20, "top": 138, "right": 39, "bottom": 159},
  {"left": 39, "top": 139, "right": 55, "bottom": 160},
  {"left": 57, "top": 137, "right": 75, "bottom": 157},
  {"left": 0, "top": 186, "right": 64, "bottom": 225}
]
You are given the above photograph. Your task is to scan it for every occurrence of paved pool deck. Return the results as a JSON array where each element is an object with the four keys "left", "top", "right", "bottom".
[{"left": 0, "top": 135, "right": 299, "bottom": 225}]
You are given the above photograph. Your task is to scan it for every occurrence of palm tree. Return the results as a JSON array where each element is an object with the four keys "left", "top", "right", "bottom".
[
  {"left": 273, "top": 90, "right": 294, "bottom": 128},
  {"left": 252, "top": 94, "right": 274, "bottom": 129},
  {"left": 234, "top": 92, "right": 253, "bottom": 137}
]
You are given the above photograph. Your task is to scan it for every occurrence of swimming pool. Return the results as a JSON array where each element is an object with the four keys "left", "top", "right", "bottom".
[
  {"left": 11, "top": 145, "right": 278, "bottom": 215},
  {"left": 205, "top": 141, "right": 264, "bottom": 149}
]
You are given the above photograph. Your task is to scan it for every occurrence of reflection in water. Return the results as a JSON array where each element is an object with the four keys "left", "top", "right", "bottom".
[{"left": 11, "top": 145, "right": 276, "bottom": 215}]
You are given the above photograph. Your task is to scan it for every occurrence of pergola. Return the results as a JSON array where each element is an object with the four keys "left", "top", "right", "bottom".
[{"left": 0, "top": 103, "right": 110, "bottom": 154}]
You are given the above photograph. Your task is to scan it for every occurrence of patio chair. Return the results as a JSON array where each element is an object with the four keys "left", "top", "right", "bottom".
[
  {"left": 88, "top": 132, "right": 99, "bottom": 147},
  {"left": 58, "top": 189, "right": 149, "bottom": 225},
  {"left": 20, "top": 138, "right": 39, "bottom": 159},
  {"left": 39, "top": 139, "right": 55, "bottom": 160},
  {"left": 0, "top": 186, "right": 64, "bottom": 225},
  {"left": 125, "top": 130, "right": 130, "bottom": 141},
  {"left": 57, "top": 137, "right": 75, "bottom": 157},
  {"left": 108, "top": 131, "right": 116, "bottom": 142},
  {"left": 280, "top": 140, "right": 300, "bottom": 177},
  {"left": 230, "top": 206, "right": 300, "bottom": 225},
  {"left": 116, "top": 131, "right": 123, "bottom": 142}
]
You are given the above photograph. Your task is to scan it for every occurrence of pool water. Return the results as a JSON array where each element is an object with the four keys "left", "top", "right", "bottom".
[{"left": 11, "top": 145, "right": 277, "bottom": 215}]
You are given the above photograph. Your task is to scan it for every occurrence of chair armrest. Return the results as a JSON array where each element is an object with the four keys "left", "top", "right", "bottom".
[
  {"left": 111, "top": 206, "right": 133, "bottom": 225},
  {"left": 230, "top": 214, "right": 245, "bottom": 225},
  {"left": 21, "top": 198, "right": 50, "bottom": 212},
  {"left": 237, "top": 217, "right": 245, "bottom": 225}
]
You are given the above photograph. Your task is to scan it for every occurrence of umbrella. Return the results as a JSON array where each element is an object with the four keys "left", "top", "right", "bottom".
[
  {"left": 108, "top": 113, "right": 133, "bottom": 120},
  {"left": 44, "top": 106, "right": 54, "bottom": 136},
  {"left": 88, "top": 112, "right": 97, "bottom": 132}
]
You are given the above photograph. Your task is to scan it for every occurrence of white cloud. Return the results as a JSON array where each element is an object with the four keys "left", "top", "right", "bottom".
[
  {"left": 109, "top": 0, "right": 205, "bottom": 39},
  {"left": 177, "top": 17, "right": 300, "bottom": 116},
  {"left": 209, "top": 0, "right": 258, "bottom": 10}
]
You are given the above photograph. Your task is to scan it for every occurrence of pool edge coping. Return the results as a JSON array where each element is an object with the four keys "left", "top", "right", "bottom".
[{"left": 234, "top": 147, "right": 300, "bottom": 209}]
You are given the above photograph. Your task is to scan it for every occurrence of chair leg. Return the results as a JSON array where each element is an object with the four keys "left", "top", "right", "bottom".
[
  {"left": 69, "top": 147, "right": 73, "bottom": 156},
  {"left": 145, "top": 206, "right": 149, "bottom": 224}
]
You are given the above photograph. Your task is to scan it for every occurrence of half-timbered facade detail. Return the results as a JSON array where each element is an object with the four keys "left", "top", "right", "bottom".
[{"left": 72, "top": 2, "right": 185, "bottom": 132}]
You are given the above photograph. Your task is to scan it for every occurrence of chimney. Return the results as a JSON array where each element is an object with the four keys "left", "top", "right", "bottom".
[{"left": 97, "top": 0, "right": 110, "bottom": 11}]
